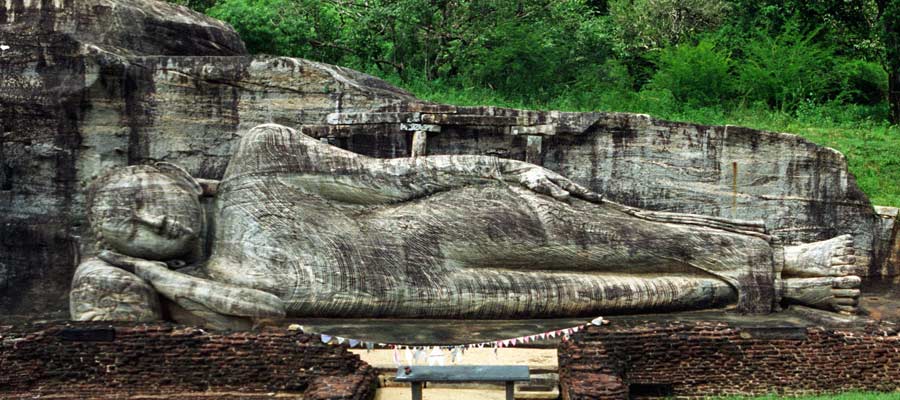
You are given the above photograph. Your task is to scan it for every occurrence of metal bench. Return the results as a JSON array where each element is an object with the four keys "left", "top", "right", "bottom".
[{"left": 395, "top": 365, "right": 530, "bottom": 400}]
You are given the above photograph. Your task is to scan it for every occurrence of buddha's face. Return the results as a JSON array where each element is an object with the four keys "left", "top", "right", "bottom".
[{"left": 89, "top": 165, "right": 203, "bottom": 261}]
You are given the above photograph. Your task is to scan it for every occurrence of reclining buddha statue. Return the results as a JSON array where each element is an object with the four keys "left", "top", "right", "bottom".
[{"left": 70, "top": 123, "right": 862, "bottom": 327}]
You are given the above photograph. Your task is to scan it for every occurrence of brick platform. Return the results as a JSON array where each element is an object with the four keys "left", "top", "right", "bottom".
[
  {"left": 0, "top": 323, "right": 376, "bottom": 400},
  {"left": 559, "top": 321, "right": 900, "bottom": 399}
]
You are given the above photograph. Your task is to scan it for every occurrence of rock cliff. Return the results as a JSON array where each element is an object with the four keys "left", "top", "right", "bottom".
[
  {"left": 0, "top": 0, "right": 887, "bottom": 316},
  {"left": 0, "top": 0, "right": 247, "bottom": 315}
]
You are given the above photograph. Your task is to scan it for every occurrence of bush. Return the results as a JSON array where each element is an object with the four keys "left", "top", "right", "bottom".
[
  {"left": 457, "top": 1, "right": 614, "bottom": 103},
  {"left": 547, "top": 59, "right": 634, "bottom": 111},
  {"left": 207, "top": 0, "right": 344, "bottom": 63},
  {"left": 648, "top": 39, "right": 734, "bottom": 107},
  {"left": 167, "top": 0, "right": 218, "bottom": 12},
  {"left": 832, "top": 59, "right": 888, "bottom": 105},
  {"left": 736, "top": 22, "right": 836, "bottom": 112}
]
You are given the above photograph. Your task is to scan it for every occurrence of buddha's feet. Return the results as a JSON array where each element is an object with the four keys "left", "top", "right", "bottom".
[
  {"left": 782, "top": 276, "right": 861, "bottom": 314},
  {"left": 782, "top": 235, "right": 861, "bottom": 314},
  {"left": 783, "top": 234, "right": 858, "bottom": 278}
]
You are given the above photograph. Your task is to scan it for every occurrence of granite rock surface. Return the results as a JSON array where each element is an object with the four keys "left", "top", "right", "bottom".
[{"left": 0, "top": 0, "right": 887, "bottom": 317}]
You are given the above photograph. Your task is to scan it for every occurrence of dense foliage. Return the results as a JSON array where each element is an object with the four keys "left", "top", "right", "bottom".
[
  {"left": 167, "top": 0, "right": 899, "bottom": 206},
  {"left": 167, "top": 0, "right": 889, "bottom": 109}
]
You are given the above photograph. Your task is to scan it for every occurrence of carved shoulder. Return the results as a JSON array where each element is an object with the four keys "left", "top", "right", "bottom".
[{"left": 224, "top": 123, "right": 367, "bottom": 180}]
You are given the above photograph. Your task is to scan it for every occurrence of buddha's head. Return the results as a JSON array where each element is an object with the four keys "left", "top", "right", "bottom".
[{"left": 88, "top": 163, "right": 203, "bottom": 261}]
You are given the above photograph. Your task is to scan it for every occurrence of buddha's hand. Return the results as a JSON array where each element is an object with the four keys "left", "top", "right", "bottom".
[
  {"left": 98, "top": 250, "right": 168, "bottom": 274},
  {"left": 505, "top": 163, "right": 603, "bottom": 203}
]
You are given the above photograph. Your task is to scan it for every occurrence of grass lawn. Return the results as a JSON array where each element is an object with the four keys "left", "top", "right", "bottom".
[
  {"left": 390, "top": 78, "right": 900, "bottom": 208},
  {"left": 729, "top": 393, "right": 900, "bottom": 399}
]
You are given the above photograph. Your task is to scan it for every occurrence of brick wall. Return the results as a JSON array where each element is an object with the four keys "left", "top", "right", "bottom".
[
  {"left": 559, "top": 321, "right": 900, "bottom": 399},
  {"left": 0, "top": 323, "right": 376, "bottom": 400}
]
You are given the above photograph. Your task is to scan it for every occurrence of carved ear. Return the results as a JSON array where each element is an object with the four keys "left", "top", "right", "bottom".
[{"left": 154, "top": 162, "right": 202, "bottom": 196}]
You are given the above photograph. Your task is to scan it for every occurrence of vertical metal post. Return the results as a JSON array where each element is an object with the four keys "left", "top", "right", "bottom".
[
  {"left": 411, "top": 382, "right": 423, "bottom": 400},
  {"left": 506, "top": 381, "right": 515, "bottom": 400}
]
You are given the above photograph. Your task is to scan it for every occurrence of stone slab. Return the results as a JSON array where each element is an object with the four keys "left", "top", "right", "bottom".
[
  {"left": 375, "top": 388, "right": 507, "bottom": 400},
  {"left": 352, "top": 348, "right": 558, "bottom": 373},
  {"left": 395, "top": 366, "right": 529, "bottom": 383}
]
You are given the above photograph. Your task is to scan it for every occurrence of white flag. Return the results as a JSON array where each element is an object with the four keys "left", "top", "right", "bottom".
[{"left": 428, "top": 347, "right": 445, "bottom": 366}]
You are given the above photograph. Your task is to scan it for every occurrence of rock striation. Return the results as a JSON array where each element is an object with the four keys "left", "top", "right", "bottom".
[
  {"left": 0, "top": 0, "right": 413, "bottom": 316},
  {"left": 0, "top": 0, "right": 888, "bottom": 317}
]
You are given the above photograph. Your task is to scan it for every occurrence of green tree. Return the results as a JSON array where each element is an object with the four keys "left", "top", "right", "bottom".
[
  {"left": 454, "top": 0, "right": 614, "bottom": 101},
  {"left": 205, "top": 0, "right": 616, "bottom": 102},
  {"left": 167, "top": 0, "right": 219, "bottom": 12},
  {"left": 649, "top": 39, "right": 733, "bottom": 106},
  {"left": 607, "top": 0, "right": 729, "bottom": 86},
  {"left": 608, "top": 0, "right": 729, "bottom": 53},
  {"left": 878, "top": 0, "right": 900, "bottom": 123},
  {"left": 207, "top": 0, "right": 347, "bottom": 63},
  {"left": 736, "top": 23, "right": 837, "bottom": 112},
  {"left": 721, "top": 0, "right": 879, "bottom": 59}
]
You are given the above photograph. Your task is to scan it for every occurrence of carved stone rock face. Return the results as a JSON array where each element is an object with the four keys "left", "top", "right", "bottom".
[
  {"left": 66, "top": 124, "right": 864, "bottom": 325},
  {"left": 88, "top": 164, "right": 203, "bottom": 261}
]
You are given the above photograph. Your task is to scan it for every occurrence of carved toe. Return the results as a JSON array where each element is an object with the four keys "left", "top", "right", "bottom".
[
  {"left": 832, "top": 275, "right": 861, "bottom": 289},
  {"left": 827, "top": 264, "right": 859, "bottom": 277},
  {"left": 832, "top": 276, "right": 861, "bottom": 314},
  {"left": 783, "top": 234, "right": 859, "bottom": 278}
]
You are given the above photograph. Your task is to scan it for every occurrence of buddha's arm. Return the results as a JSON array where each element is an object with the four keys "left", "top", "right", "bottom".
[
  {"left": 229, "top": 124, "right": 602, "bottom": 204},
  {"left": 283, "top": 143, "right": 603, "bottom": 204},
  {"left": 384, "top": 155, "right": 604, "bottom": 202}
]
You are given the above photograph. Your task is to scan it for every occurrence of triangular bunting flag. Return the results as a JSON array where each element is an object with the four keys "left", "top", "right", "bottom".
[
  {"left": 414, "top": 348, "right": 425, "bottom": 364},
  {"left": 321, "top": 335, "right": 332, "bottom": 344},
  {"left": 451, "top": 347, "right": 461, "bottom": 364},
  {"left": 393, "top": 348, "right": 402, "bottom": 366}
]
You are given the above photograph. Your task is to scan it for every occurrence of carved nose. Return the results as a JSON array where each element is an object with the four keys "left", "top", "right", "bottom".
[{"left": 134, "top": 212, "right": 195, "bottom": 239}]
